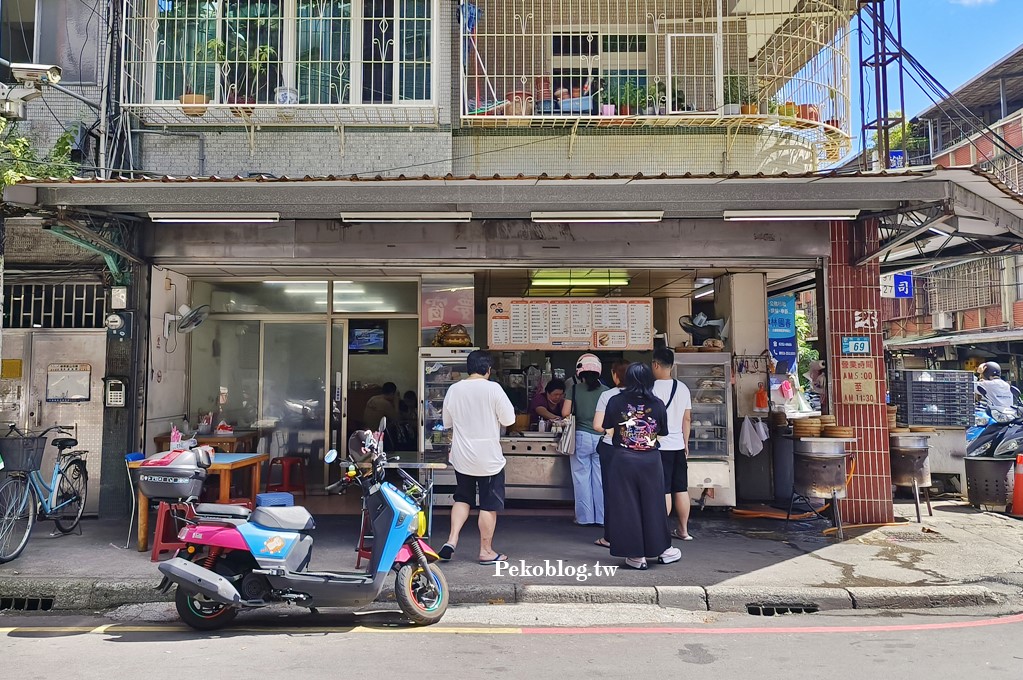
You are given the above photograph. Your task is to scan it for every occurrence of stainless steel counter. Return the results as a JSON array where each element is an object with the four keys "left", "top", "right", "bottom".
[{"left": 501, "top": 435, "right": 573, "bottom": 501}]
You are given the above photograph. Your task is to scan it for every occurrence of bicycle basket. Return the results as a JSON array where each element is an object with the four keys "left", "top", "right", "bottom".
[{"left": 0, "top": 436, "right": 47, "bottom": 472}]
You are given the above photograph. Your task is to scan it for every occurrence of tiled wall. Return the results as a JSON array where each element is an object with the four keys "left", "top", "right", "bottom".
[{"left": 826, "top": 219, "right": 894, "bottom": 524}]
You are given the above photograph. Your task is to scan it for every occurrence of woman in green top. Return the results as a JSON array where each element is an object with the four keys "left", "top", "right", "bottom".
[{"left": 561, "top": 354, "right": 610, "bottom": 526}]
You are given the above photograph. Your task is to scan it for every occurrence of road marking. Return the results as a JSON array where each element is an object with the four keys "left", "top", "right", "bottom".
[{"left": 2, "top": 613, "right": 1022, "bottom": 637}]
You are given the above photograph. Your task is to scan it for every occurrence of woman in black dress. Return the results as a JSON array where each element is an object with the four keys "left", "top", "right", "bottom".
[{"left": 598, "top": 363, "right": 682, "bottom": 570}]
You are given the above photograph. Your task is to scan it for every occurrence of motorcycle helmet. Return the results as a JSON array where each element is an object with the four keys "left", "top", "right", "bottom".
[
  {"left": 575, "top": 353, "right": 602, "bottom": 376},
  {"left": 982, "top": 362, "right": 1002, "bottom": 379}
]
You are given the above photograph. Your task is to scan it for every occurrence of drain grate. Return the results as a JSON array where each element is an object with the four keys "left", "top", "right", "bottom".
[
  {"left": 747, "top": 604, "right": 819, "bottom": 616},
  {"left": 883, "top": 531, "right": 953, "bottom": 543},
  {"left": 0, "top": 597, "right": 55, "bottom": 611}
]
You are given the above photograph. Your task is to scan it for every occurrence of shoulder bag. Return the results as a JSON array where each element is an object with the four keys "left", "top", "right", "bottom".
[{"left": 558, "top": 385, "right": 578, "bottom": 455}]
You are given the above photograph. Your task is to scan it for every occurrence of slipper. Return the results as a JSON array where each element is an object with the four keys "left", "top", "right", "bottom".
[
  {"left": 671, "top": 529, "right": 694, "bottom": 541},
  {"left": 594, "top": 538, "right": 611, "bottom": 548},
  {"left": 479, "top": 553, "right": 508, "bottom": 565},
  {"left": 438, "top": 543, "right": 455, "bottom": 561},
  {"left": 624, "top": 558, "right": 648, "bottom": 570}
]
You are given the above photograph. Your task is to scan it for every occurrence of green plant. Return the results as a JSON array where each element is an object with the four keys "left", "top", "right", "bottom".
[
  {"left": 723, "top": 70, "right": 752, "bottom": 106},
  {"left": 0, "top": 121, "right": 75, "bottom": 189},
  {"left": 796, "top": 310, "right": 819, "bottom": 390}
]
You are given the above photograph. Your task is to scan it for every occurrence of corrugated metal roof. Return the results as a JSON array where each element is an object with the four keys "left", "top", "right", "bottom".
[{"left": 886, "top": 329, "right": 1022, "bottom": 349}]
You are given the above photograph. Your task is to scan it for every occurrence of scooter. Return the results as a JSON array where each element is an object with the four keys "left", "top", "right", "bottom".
[
  {"left": 155, "top": 418, "right": 448, "bottom": 630},
  {"left": 967, "top": 386, "right": 1023, "bottom": 458}
]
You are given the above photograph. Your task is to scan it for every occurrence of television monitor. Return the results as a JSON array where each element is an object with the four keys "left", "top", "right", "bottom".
[{"left": 348, "top": 320, "right": 387, "bottom": 354}]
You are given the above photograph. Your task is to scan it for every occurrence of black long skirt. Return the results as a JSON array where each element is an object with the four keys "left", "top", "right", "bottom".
[
  {"left": 604, "top": 449, "right": 670, "bottom": 558},
  {"left": 596, "top": 441, "right": 615, "bottom": 542}
]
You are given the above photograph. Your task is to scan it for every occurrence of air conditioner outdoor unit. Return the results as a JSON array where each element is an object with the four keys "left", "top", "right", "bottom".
[{"left": 932, "top": 311, "right": 954, "bottom": 330}]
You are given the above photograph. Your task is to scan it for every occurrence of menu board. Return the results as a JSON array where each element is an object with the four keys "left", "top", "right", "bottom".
[{"left": 487, "top": 298, "right": 653, "bottom": 351}]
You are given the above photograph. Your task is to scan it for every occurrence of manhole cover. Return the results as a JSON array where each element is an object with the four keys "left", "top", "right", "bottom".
[{"left": 882, "top": 531, "right": 953, "bottom": 543}]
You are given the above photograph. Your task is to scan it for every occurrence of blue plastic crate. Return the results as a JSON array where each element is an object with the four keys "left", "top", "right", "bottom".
[{"left": 256, "top": 492, "right": 294, "bottom": 507}]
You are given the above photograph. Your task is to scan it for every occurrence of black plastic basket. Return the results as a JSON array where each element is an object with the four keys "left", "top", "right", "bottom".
[{"left": 0, "top": 436, "right": 47, "bottom": 472}]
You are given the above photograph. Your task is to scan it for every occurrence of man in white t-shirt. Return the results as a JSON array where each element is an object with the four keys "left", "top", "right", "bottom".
[
  {"left": 652, "top": 348, "right": 694, "bottom": 541},
  {"left": 438, "top": 350, "right": 516, "bottom": 565}
]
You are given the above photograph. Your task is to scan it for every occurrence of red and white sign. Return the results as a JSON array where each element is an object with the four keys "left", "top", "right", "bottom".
[{"left": 421, "top": 289, "right": 474, "bottom": 330}]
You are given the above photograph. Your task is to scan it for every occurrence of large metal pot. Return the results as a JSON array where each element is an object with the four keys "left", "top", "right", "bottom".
[{"left": 793, "top": 439, "right": 852, "bottom": 499}]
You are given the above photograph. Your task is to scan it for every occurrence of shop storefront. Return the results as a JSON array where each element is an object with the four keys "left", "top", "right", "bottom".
[{"left": 11, "top": 167, "right": 1023, "bottom": 523}]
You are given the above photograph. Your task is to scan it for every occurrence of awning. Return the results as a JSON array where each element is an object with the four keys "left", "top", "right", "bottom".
[{"left": 885, "top": 329, "right": 1023, "bottom": 349}]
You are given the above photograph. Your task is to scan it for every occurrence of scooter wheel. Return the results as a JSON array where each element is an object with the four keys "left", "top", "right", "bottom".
[
  {"left": 395, "top": 563, "right": 448, "bottom": 625},
  {"left": 175, "top": 586, "right": 239, "bottom": 631}
]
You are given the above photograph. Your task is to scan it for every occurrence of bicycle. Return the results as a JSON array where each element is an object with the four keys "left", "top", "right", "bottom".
[{"left": 0, "top": 424, "right": 88, "bottom": 563}]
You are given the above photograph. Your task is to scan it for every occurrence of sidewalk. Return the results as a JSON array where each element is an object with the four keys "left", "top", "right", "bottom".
[{"left": 2, "top": 499, "right": 1022, "bottom": 613}]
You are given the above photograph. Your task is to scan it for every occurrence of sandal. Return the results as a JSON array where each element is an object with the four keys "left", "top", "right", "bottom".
[
  {"left": 624, "top": 557, "right": 647, "bottom": 570},
  {"left": 671, "top": 529, "right": 694, "bottom": 541},
  {"left": 479, "top": 552, "right": 508, "bottom": 565},
  {"left": 594, "top": 538, "right": 611, "bottom": 548},
  {"left": 438, "top": 543, "right": 455, "bottom": 561}
]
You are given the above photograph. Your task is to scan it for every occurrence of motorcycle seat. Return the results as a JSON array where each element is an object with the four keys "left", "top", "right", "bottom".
[
  {"left": 194, "top": 503, "right": 251, "bottom": 519},
  {"left": 250, "top": 505, "right": 315, "bottom": 531}
]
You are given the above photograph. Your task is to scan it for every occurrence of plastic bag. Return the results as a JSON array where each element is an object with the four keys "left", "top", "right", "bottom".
[
  {"left": 739, "top": 417, "right": 764, "bottom": 457},
  {"left": 754, "top": 418, "right": 769, "bottom": 441}
]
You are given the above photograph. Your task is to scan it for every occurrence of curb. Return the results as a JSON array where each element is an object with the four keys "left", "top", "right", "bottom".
[{"left": 0, "top": 577, "right": 1008, "bottom": 613}]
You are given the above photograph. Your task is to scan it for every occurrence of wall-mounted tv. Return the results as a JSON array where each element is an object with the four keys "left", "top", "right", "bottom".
[{"left": 348, "top": 320, "right": 388, "bottom": 354}]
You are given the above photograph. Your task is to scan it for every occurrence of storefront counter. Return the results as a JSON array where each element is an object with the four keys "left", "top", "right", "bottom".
[
  {"left": 501, "top": 435, "right": 573, "bottom": 501},
  {"left": 924, "top": 427, "right": 968, "bottom": 489}
]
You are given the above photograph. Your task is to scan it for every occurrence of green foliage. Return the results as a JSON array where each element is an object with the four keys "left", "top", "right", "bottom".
[
  {"left": 0, "top": 120, "right": 76, "bottom": 189},
  {"left": 724, "top": 70, "right": 753, "bottom": 105},
  {"left": 870, "top": 110, "right": 928, "bottom": 152},
  {"left": 796, "top": 310, "right": 819, "bottom": 388}
]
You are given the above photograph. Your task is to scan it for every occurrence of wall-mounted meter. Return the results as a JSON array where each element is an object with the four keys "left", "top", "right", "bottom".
[
  {"left": 106, "top": 311, "right": 133, "bottom": 340},
  {"left": 104, "top": 377, "right": 127, "bottom": 408}
]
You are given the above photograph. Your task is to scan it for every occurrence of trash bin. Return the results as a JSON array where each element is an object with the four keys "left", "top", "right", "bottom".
[{"left": 964, "top": 456, "right": 1015, "bottom": 510}]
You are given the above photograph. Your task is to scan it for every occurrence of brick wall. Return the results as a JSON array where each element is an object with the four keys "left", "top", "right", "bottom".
[
  {"left": 139, "top": 128, "right": 454, "bottom": 178},
  {"left": 826, "top": 218, "right": 894, "bottom": 525}
]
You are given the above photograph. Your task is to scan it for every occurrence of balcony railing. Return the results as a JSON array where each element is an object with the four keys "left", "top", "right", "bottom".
[
  {"left": 457, "top": 0, "right": 855, "bottom": 160},
  {"left": 121, "top": 0, "right": 438, "bottom": 126}
]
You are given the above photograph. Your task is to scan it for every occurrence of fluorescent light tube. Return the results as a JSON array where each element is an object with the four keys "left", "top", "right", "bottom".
[
  {"left": 529, "top": 278, "right": 631, "bottom": 286},
  {"left": 340, "top": 212, "right": 472, "bottom": 222},
  {"left": 531, "top": 211, "right": 664, "bottom": 223},
  {"left": 722, "top": 210, "right": 859, "bottom": 222},
  {"left": 694, "top": 287, "right": 714, "bottom": 299},
  {"left": 149, "top": 211, "right": 280, "bottom": 223}
]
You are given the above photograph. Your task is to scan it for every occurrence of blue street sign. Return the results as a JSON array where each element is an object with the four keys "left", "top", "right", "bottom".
[
  {"left": 888, "top": 150, "right": 906, "bottom": 168},
  {"left": 893, "top": 273, "right": 913, "bottom": 298},
  {"left": 842, "top": 336, "right": 871, "bottom": 355}
]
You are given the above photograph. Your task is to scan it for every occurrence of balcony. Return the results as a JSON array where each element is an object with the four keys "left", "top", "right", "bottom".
[
  {"left": 120, "top": 0, "right": 438, "bottom": 127},
  {"left": 457, "top": 0, "right": 855, "bottom": 162}
]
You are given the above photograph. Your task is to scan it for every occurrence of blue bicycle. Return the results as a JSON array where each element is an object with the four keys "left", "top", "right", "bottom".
[{"left": 0, "top": 424, "right": 88, "bottom": 563}]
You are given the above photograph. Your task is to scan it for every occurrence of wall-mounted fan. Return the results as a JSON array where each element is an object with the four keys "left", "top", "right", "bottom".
[{"left": 164, "top": 304, "right": 210, "bottom": 338}]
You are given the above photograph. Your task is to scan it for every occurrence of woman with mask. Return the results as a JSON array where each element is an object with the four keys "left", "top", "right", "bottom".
[{"left": 561, "top": 354, "right": 609, "bottom": 527}]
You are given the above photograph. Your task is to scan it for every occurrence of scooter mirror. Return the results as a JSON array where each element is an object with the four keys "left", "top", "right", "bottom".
[{"left": 325, "top": 449, "right": 338, "bottom": 464}]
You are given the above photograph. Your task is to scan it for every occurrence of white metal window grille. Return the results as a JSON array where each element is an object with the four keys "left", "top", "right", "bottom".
[
  {"left": 121, "top": 0, "right": 436, "bottom": 126},
  {"left": 926, "top": 260, "right": 1003, "bottom": 314},
  {"left": 3, "top": 284, "right": 107, "bottom": 329},
  {"left": 458, "top": 0, "right": 855, "bottom": 162}
]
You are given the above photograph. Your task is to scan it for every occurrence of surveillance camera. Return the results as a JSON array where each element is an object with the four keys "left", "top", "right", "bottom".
[{"left": 10, "top": 63, "right": 62, "bottom": 85}]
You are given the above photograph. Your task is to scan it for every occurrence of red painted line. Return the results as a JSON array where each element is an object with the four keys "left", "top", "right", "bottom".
[{"left": 519, "top": 612, "right": 1023, "bottom": 636}]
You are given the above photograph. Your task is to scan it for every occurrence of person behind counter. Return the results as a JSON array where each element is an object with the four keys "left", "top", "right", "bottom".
[
  {"left": 530, "top": 378, "right": 567, "bottom": 428},
  {"left": 598, "top": 362, "right": 681, "bottom": 570},
  {"left": 561, "top": 354, "right": 610, "bottom": 528}
]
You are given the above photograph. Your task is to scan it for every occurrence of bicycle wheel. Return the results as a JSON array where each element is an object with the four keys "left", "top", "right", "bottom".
[
  {"left": 0, "top": 476, "right": 36, "bottom": 563},
  {"left": 53, "top": 459, "right": 88, "bottom": 534}
]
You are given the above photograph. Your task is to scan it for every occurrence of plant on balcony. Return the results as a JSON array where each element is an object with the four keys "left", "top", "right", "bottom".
[
  {"left": 207, "top": 37, "right": 277, "bottom": 116},
  {"left": 612, "top": 80, "right": 644, "bottom": 116},
  {"left": 723, "top": 70, "right": 753, "bottom": 115}
]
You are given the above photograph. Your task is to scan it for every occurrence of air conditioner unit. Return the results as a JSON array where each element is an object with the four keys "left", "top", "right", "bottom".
[{"left": 932, "top": 311, "right": 954, "bottom": 330}]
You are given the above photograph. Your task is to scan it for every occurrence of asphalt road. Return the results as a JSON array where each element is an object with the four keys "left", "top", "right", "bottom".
[{"left": 3, "top": 603, "right": 1023, "bottom": 678}]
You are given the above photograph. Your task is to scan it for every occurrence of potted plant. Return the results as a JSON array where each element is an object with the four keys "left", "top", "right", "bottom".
[
  {"left": 740, "top": 77, "right": 758, "bottom": 115},
  {"left": 206, "top": 34, "right": 277, "bottom": 117},
  {"left": 179, "top": 65, "right": 211, "bottom": 117},
  {"left": 723, "top": 70, "right": 746, "bottom": 115},
  {"left": 645, "top": 83, "right": 667, "bottom": 115},
  {"left": 615, "top": 81, "right": 643, "bottom": 116}
]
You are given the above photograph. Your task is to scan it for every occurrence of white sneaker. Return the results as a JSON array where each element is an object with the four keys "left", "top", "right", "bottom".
[{"left": 658, "top": 546, "right": 682, "bottom": 564}]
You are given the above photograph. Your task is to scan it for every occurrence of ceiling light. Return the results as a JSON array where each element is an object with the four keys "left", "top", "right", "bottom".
[
  {"left": 695, "top": 277, "right": 714, "bottom": 285},
  {"left": 722, "top": 210, "right": 860, "bottom": 222},
  {"left": 149, "top": 211, "right": 280, "bottom": 223},
  {"left": 339, "top": 211, "right": 473, "bottom": 223},
  {"left": 531, "top": 211, "right": 664, "bottom": 223},
  {"left": 929, "top": 226, "right": 954, "bottom": 236},
  {"left": 529, "top": 278, "right": 630, "bottom": 286},
  {"left": 694, "top": 287, "right": 714, "bottom": 299}
]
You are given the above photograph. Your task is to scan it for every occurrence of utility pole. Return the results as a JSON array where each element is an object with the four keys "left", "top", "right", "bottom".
[{"left": 858, "top": 0, "right": 909, "bottom": 170}]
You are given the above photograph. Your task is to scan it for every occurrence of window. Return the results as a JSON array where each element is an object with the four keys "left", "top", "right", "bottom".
[
  {"left": 549, "top": 29, "right": 652, "bottom": 113},
  {"left": 150, "top": 0, "right": 432, "bottom": 105}
]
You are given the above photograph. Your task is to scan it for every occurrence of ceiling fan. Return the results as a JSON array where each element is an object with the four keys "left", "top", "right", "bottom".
[{"left": 164, "top": 304, "right": 211, "bottom": 338}]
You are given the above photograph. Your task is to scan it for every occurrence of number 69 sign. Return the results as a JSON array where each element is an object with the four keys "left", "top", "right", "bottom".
[{"left": 841, "top": 336, "right": 871, "bottom": 355}]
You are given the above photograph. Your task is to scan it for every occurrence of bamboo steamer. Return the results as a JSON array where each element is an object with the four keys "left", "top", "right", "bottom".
[
  {"left": 890, "top": 427, "right": 911, "bottom": 433},
  {"left": 822, "top": 426, "right": 855, "bottom": 438},
  {"left": 909, "top": 426, "right": 935, "bottom": 433}
]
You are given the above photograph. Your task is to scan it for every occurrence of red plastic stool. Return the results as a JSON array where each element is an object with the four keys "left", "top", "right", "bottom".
[
  {"left": 268, "top": 456, "right": 307, "bottom": 501},
  {"left": 150, "top": 501, "right": 191, "bottom": 562}
]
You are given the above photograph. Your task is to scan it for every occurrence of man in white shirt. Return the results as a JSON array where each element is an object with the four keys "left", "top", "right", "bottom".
[
  {"left": 652, "top": 348, "right": 694, "bottom": 541},
  {"left": 976, "top": 362, "right": 1016, "bottom": 413},
  {"left": 439, "top": 350, "right": 516, "bottom": 565}
]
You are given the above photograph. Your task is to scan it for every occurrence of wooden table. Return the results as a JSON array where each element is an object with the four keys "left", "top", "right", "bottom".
[
  {"left": 152, "top": 431, "right": 259, "bottom": 454},
  {"left": 129, "top": 452, "right": 268, "bottom": 552}
]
